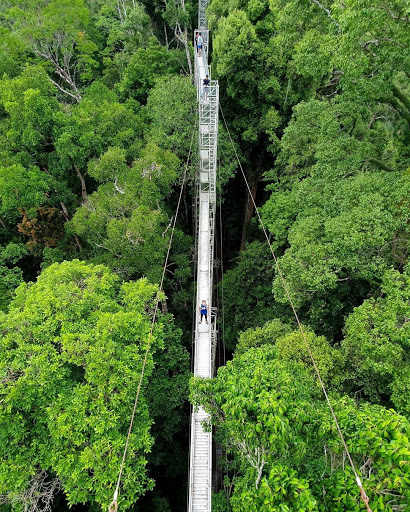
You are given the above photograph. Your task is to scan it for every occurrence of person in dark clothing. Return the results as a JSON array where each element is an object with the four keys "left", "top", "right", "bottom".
[
  {"left": 203, "top": 75, "right": 210, "bottom": 100},
  {"left": 199, "top": 300, "right": 208, "bottom": 324}
]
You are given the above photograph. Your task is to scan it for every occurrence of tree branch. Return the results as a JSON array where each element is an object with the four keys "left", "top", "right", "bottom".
[
  {"left": 310, "top": 0, "right": 341, "bottom": 32},
  {"left": 0, "top": 216, "right": 7, "bottom": 230},
  {"left": 367, "top": 157, "right": 396, "bottom": 173},
  {"left": 0, "top": 471, "right": 61, "bottom": 512},
  {"left": 49, "top": 78, "right": 80, "bottom": 102},
  {"left": 392, "top": 84, "right": 410, "bottom": 111}
]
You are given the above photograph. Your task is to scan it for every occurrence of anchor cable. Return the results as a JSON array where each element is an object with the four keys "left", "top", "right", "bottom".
[
  {"left": 219, "top": 104, "right": 372, "bottom": 512},
  {"left": 109, "top": 123, "right": 197, "bottom": 512}
]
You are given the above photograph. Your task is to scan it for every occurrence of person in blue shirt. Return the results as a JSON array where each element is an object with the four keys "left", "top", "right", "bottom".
[
  {"left": 197, "top": 33, "right": 203, "bottom": 57},
  {"left": 199, "top": 300, "right": 208, "bottom": 324}
]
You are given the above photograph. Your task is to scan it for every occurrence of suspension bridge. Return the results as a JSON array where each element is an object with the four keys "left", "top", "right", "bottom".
[
  {"left": 110, "top": 1, "right": 373, "bottom": 510},
  {"left": 186, "top": 2, "right": 372, "bottom": 510},
  {"left": 188, "top": 1, "right": 219, "bottom": 510}
]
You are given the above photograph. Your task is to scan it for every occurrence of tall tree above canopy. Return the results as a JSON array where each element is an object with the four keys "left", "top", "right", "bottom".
[
  {"left": 0, "top": 67, "right": 63, "bottom": 238},
  {"left": 146, "top": 75, "right": 197, "bottom": 160},
  {"left": 0, "top": 243, "right": 27, "bottom": 311},
  {"left": 262, "top": 169, "right": 410, "bottom": 338},
  {"left": 142, "top": 0, "right": 194, "bottom": 75},
  {"left": 331, "top": 0, "right": 410, "bottom": 102},
  {"left": 69, "top": 142, "right": 189, "bottom": 283},
  {"left": 115, "top": 39, "right": 186, "bottom": 103},
  {"left": 0, "top": 66, "right": 60, "bottom": 168},
  {"left": 207, "top": 0, "right": 328, "bottom": 248},
  {"left": 0, "top": 260, "right": 186, "bottom": 510},
  {"left": 93, "top": 0, "right": 152, "bottom": 51},
  {"left": 5, "top": 0, "right": 98, "bottom": 101},
  {"left": 53, "top": 81, "right": 144, "bottom": 201}
]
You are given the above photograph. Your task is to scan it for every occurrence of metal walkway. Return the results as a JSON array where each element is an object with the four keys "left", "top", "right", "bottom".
[{"left": 188, "top": 1, "right": 219, "bottom": 510}]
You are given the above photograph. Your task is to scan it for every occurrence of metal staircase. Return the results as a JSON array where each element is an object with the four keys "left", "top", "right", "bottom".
[{"left": 188, "top": 2, "right": 219, "bottom": 510}]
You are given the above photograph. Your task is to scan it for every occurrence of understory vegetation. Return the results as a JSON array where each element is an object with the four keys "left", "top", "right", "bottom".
[{"left": 0, "top": 0, "right": 409, "bottom": 511}]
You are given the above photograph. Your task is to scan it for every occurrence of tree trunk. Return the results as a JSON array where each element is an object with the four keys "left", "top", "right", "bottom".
[
  {"left": 60, "top": 201, "right": 82, "bottom": 250},
  {"left": 183, "top": 187, "right": 189, "bottom": 230},
  {"left": 161, "top": 300, "right": 168, "bottom": 315},
  {"left": 164, "top": 24, "right": 169, "bottom": 49},
  {"left": 183, "top": 26, "right": 193, "bottom": 76},
  {"left": 74, "top": 165, "right": 88, "bottom": 200},
  {"left": 380, "top": 95, "right": 410, "bottom": 125},
  {"left": 240, "top": 173, "right": 258, "bottom": 251},
  {"left": 174, "top": 22, "right": 192, "bottom": 76}
]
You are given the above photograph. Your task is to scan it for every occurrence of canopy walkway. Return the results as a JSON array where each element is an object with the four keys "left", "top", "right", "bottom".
[
  {"left": 184, "top": 3, "right": 370, "bottom": 512},
  {"left": 188, "top": 1, "right": 219, "bottom": 511}
]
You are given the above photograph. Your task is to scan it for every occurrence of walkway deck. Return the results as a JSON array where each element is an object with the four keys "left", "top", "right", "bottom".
[{"left": 188, "top": 9, "right": 219, "bottom": 512}]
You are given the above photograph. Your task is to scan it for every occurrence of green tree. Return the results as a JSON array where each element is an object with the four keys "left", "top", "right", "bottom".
[
  {"left": 341, "top": 267, "right": 410, "bottom": 415},
  {"left": 221, "top": 241, "right": 279, "bottom": 350},
  {"left": 146, "top": 75, "right": 197, "bottom": 161},
  {"left": 209, "top": 0, "right": 410, "bottom": 252},
  {"left": 0, "top": 71, "right": 147, "bottom": 259},
  {"left": 236, "top": 319, "right": 343, "bottom": 387},
  {"left": 69, "top": 142, "right": 190, "bottom": 284},
  {"left": 0, "top": 260, "right": 187, "bottom": 510},
  {"left": 0, "top": 243, "right": 27, "bottom": 311},
  {"left": 0, "top": 164, "right": 55, "bottom": 227},
  {"left": 207, "top": 0, "right": 331, "bottom": 247},
  {"left": 54, "top": 81, "right": 144, "bottom": 201},
  {"left": 191, "top": 345, "right": 410, "bottom": 511},
  {"left": 0, "top": 65, "right": 79, "bottom": 254},
  {"left": 235, "top": 318, "right": 292, "bottom": 357},
  {"left": 0, "top": 26, "right": 27, "bottom": 78},
  {"left": 0, "top": 66, "right": 60, "bottom": 169},
  {"left": 93, "top": 0, "right": 153, "bottom": 55},
  {"left": 5, "top": 0, "right": 98, "bottom": 101},
  {"left": 145, "top": 320, "right": 190, "bottom": 484},
  {"left": 116, "top": 39, "right": 186, "bottom": 104},
  {"left": 146, "top": 0, "right": 194, "bottom": 76},
  {"left": 262, "top": 169, "right": 410, "bottom": 338},
  {"left": 275, "top": 328, "right": 344, "bottom": 389}
]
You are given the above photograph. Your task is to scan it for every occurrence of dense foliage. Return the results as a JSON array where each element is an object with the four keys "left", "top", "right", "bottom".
[
  {"left": 1, "top": 261, "right": 157, "bottom": 508},
  {"left": 192, "top": 346, "right": 410, "bottom": 511},
  {"left": 0, "top": 0, "right": 409, "bottom": 510},
  {"left": 193, "top": 0, "right": 410, "bottom": 510},
  {"left": 0, "top": 1, "right": 194, "bottom": 510}
]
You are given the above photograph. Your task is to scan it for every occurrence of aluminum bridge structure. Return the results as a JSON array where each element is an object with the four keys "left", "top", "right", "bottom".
[{"left": 188, "top": 0, "right": 219, "bottom": 510}]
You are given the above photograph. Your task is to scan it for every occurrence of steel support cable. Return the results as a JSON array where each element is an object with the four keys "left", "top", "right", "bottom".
[
  {"left": 187, "top": 111, "right": 200, "bottom": 508},
  {"left": 219, "top": 105, "right": 373, "bottom": 512},
  {"left": 109, "top": 123, "right": 197, "bottom": 512},
  {"left": 217, "top": 172, "right": 229, "bottom": 503},
  {"left": 216, "top": 257, "right": 220, "bottom": 368},
  {"left": 191, "top": 169, "right": 199, "bottom": 373},
  {"left": 217, "top": 171, "right": 226, "bottom": 368}
]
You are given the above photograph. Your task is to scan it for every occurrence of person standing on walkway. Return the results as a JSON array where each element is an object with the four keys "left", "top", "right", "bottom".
[
  {"left": 199, "top": 300, "right": 208, "bottom": 324},
  {"left": 197, "top": 33, "right": 203, "bottom": 57},
  {"left": 203, "top": 75, "right": 210, "bottom": 100}
]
